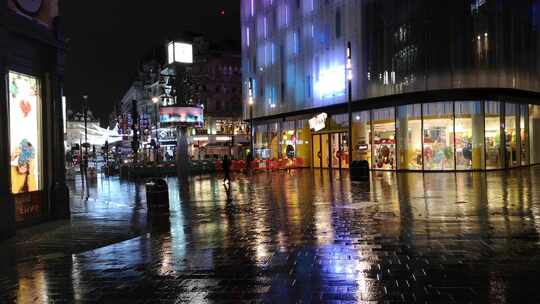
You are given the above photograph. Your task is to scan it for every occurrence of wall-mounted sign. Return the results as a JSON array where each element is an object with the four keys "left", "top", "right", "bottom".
[
  {"left": 167, "top": 41, "right": 193, "bottom": 64},
  {"left": 160, "top": 106, "right": 203, "bottom": 127},
  {"left": 309, "top": 113, "right": 328, "bottom": 132}
]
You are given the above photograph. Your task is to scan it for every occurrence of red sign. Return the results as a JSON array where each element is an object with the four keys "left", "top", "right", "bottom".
[{"left": 15, "top": 191, "right": 42, "bottom": 223}]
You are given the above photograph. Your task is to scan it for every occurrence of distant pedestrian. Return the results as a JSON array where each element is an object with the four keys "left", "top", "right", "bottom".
[
  {"left": 222, "top": 155, "right": 231, "bottom": 184},
  {"left": 245, "top": 151, "right": 253, "bottom": 175}
]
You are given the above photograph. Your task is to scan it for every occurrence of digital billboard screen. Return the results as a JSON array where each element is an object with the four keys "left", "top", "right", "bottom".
[{"left": 159, "top": 106, "right": 203, "bottom": 127}]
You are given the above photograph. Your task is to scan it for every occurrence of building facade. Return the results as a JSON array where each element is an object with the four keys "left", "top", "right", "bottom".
[
  {"left": 0, "top": 0, "right": 69, "bottom": 240},
  {"left": 242, "top": 0, "right": 540, "bottom": 171},
  {"left": 115, "top": 37, "right": 248, "bottom": 161}
]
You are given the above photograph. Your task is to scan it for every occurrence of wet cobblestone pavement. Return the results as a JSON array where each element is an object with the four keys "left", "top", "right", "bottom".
[{"left": 2, "top": 168, "right": 540, "bottom": 303}]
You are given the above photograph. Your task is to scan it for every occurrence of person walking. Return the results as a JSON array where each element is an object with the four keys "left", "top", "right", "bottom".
[{"left": 222, "top": 155, "right": 231, "bottom": 184}]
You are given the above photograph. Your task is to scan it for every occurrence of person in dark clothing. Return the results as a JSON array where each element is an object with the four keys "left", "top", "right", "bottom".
[
  {"left": 245, "top": 152, "right": 253, "bottom": 174},
  {"left": 222, "top": 155, "right": 231, "bottom": 183}
]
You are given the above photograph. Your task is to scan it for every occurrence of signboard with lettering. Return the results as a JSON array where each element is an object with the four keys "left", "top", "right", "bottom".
[
  {"left": 309, "top": 113, "right": 328, "bottom": 132},
  {"left": 15, "top": 192, "right": 42, "bottom": 223}
]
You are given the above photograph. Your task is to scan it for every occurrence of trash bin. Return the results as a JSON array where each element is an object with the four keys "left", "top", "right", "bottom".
[
  {"left": 145, "top": 178, "right": 169, "bottom": 216},
  {"left": 350, "top": 160, "right": 370, "bottom": 181}
]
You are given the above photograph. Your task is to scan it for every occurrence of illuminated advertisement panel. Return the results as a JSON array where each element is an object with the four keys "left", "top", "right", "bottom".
[
  {"left": 160, "top": 106, "right": 203, "bottom": 127},
  {"left": 167, "top": 41, "right": 193, "bottom": 64},
  {"left": 9, "top": 71, "right": 43, "bottom": 222},
  {"left": 9, "top": 71, "right": 42, "bottom": 194}
]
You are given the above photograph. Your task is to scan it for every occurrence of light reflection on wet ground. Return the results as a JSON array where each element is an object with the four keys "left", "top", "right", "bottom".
[{"left": 2, "top": 168, "right": 540, "bottom": 303}]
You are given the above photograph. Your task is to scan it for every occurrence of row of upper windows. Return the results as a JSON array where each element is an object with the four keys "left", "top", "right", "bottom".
[
  {"left": 244, "top": 7, "right": 342, "bottom": 49},
  {"left": 243, "top": 0, "right": 338, "bottom": 19}
]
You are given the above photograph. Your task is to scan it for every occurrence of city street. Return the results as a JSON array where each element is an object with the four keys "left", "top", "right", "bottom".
[{"left": 1, "top": 168, "right": 540, "bottom": 303}]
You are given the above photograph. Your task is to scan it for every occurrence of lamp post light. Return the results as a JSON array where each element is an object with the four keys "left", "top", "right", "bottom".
[
  {"left": 346, "top": 42, "right": 353, "bottom": 173},
  {"left": 248, "top": 78, "right": 254, "bottom": 156}
]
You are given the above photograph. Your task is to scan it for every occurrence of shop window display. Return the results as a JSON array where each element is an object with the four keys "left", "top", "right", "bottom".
[
  {"left": 352, "top": 111, "right": 371, "bottom": 167},
  {"left": 372, "top": 107, "right": 395, "bottom": 170},
  {"left": 396, "top": 104, "right": 422, "bottom": 170},
  {"left": 281, "top": 121, "right": 296, "bottom": 158},
  {"left": 423, "top": 102, "right": 454, "bottom": 170},
  {"left": 269, "top": 122, "right": 280, "bottom": 159},
  {"left": 455, "top": 101, "right": 484, "bottom": 170},
  {"left": 295, "top": 120, "right": 311, "bottom": 167},
  {"left": 505, "top": 103, "right": 520, "bottom": 168},
  {"left": 255, "top": 125, "right": 270, "bottom": 159},
  {"left": 520, "top": 104, "right": 530, "bottom": 166},
  {"left": 530, "top": 105, "right": 540, "bottom": 164},
  {"left": 485, "top": 101, "right": 503, "bottom": 169}
]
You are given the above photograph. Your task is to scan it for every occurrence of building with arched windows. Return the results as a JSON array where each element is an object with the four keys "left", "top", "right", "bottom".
[{"left": 242, "top": 0, "right": 540, "bottom": 171}]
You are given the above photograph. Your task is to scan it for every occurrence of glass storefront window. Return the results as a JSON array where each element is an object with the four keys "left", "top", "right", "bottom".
[
  {"left": 372, "top": 107, "right": 395, "bottom": 170},
  {"left": 505, "top": 103, "right": 520, "bottom": 168},
  {"left": 423, "top": 102, "right": 454, "bottom": 170},
  {"left": 269, "top": 122, "right": 280, "bottom": 159},
  {"left": 296, "top": 119, "right": 311, "bottom": 166},
  {"left": 352, "top": 111, "right": 371, "bottom": 167},
  {"left": 396, "top": 104, "right": 422, "bottom": 170},
  {"left": 455, "top": 101, "right": 485, "bottom": 170},
  {"left": 331, "top": 113, "right": 349, "bottom": 129},
  {"left": 530, "top": 105, "right": 540, "bottom": 165},
  {"left": 255, "top": 124, "right": 269, "bottom": 159},
  {"left": 485, "top": 101, "right": 503, "bottom": 169},
  {"left": 521, "top": 104, "right": 530, "bottom": 166},
  {"left": 281, "top": 121, "right": 296, "bottom": 158}
]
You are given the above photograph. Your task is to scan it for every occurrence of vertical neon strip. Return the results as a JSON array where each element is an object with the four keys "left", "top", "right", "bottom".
[
  {"left": 246, "top": 27, "right": 250, "bottom": 47},
  {"left": 264, "top": 16, "right": 267, "bottom": 38},
  {"left": 285, "top": 5, "right": 288, "bottom": 26},
  {"left": 251, "top": 0, "right": 254, "bottom": 16},
  {"left": 293, "top": 32, "right": 297, "bottom": 54},
  {"left": 311, "top": 0, "right": 314, "bottom": 11},
  {"left": 271, "top": 43, "right": 275, "bottom": 64},
  {"left": 311, "top": 24, "right": 314, "bottom": 37}
]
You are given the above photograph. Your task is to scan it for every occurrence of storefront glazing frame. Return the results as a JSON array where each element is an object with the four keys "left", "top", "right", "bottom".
[{"left": 253, "top": 100, "right": 540, "bottom": 172}]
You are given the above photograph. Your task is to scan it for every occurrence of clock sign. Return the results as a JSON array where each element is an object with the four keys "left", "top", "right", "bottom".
[{"left": 14, "top": 0, "right": 43, "bottom": 16}]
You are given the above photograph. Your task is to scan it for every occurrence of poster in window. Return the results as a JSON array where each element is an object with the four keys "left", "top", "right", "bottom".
[{"left": 9, "top": 71, "right": 42, "bottom": 194}]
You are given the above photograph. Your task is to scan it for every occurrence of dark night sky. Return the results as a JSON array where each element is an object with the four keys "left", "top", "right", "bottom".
[{"left": 61, "top": 1, "right": 240, "bottom": 124}]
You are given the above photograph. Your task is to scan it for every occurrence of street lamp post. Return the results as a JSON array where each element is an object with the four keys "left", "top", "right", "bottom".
[
  {"left": 346, "top": 42, "right": 353, "bottom": 173},
  {"left": 152, "top": 96, "right": 160, "bottom": 163},
  {"left": 248, "top": 78, "right": 254, "bottom": 156},
  {"left": 82, "top": 95, "right": 88, "bottom": 178}
]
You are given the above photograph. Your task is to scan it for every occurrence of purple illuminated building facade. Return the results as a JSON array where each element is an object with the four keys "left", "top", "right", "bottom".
[{"left": 242, "top": 0, "right": 540, "bottom": 171}]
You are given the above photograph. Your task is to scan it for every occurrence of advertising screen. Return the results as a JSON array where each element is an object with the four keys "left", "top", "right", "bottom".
[
  {"left": 159, "top": 106, "right": 204, "bottom": 127},
  {"left": 9, "top": 71, "right": 42, "bottom": 194}
]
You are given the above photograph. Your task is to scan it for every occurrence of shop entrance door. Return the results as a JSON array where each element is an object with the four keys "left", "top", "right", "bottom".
[
  {"left": 312, "top": 134, "right": 321, "bottom": 168},
  {"left": 331, "top": 132, "right": 349, "bottom": 170},
  {"left": 312, "top": 133, "right": 348, "bottom": 169}
]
